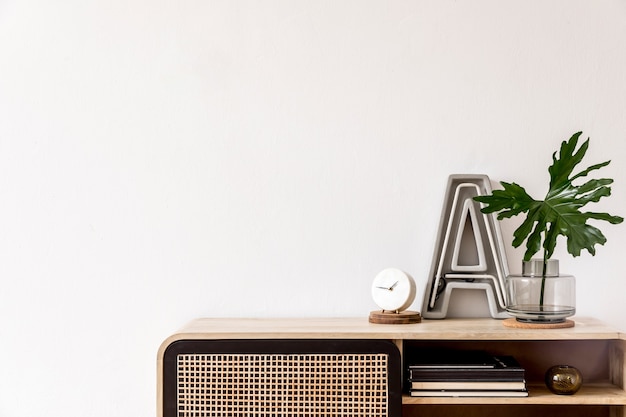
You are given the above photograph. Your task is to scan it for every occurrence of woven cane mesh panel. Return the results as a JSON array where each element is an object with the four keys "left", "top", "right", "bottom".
[{"left": 177, "top": 353, "right": 389, "bottom": 417}]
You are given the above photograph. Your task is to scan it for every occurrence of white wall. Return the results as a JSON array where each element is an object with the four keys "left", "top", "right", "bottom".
[{"left": 1, "top": 1, "right": 625, "bottom": 415}]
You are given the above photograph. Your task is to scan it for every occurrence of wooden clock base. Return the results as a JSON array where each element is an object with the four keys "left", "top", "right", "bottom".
[{"left": 369, "top": 310, "right": 422, "bottom": 324}]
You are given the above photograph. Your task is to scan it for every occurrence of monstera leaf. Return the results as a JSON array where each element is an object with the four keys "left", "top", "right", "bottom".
[{"left": 474, "top": 132, "right": 623, "bottom": 262}]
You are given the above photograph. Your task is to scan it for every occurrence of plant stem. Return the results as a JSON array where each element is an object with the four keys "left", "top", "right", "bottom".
[{"left": 539, "top": 249, "right": 547, "bottom": 310}]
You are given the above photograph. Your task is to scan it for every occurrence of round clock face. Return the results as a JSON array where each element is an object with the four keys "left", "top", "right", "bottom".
[{"left": 371, "top": 268, "right": 416, "bottom": 312}]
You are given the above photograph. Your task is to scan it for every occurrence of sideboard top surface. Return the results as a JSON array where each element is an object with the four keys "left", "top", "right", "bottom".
[{"left": 157, "top": 317, "right": 623, "bottom": 358}]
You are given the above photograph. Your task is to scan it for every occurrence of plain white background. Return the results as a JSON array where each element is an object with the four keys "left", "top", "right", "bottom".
[{"left": 1, "top": 1, "right": 625, "bottom": 415}]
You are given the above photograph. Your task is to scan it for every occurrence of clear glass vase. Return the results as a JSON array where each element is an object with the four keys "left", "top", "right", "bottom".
[{"left": 506, "top": 259, "right": 576, "bottom": 323}]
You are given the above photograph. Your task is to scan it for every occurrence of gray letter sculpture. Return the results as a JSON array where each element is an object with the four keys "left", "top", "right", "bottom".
[{"left": 421, "top": 174, "right": 510, "bottom": 319}]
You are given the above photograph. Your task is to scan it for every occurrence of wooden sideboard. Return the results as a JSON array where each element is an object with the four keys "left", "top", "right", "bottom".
[{"left": 157, "top": 317, "right": 626, "bottom": 417}]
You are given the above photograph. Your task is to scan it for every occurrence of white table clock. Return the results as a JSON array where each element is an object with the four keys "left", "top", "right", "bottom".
[{"left": 369, "top": 268, "right": 421, "bottom": 324}]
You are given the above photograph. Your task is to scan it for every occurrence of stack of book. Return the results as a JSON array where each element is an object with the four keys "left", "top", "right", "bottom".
[{"left": 407, "top": 349, "right": 528, "bottom": 397}]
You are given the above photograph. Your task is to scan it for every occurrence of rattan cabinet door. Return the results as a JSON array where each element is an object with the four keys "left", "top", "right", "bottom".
[{"left": 162, "top": 339, "right": 402, "bottom": 417}]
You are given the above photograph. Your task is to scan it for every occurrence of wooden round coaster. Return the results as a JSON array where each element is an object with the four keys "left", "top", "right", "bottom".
[
  {"left": 369, "top": 310, "right": 421, "bottom": 324},
  {"left": 502, "top": 318, "right": 575, "bottom": 329}
]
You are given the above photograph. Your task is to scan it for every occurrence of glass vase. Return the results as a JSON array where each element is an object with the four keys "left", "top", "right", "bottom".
[{"left": 505, "top": 259, "right": 575, "bottom": 323}]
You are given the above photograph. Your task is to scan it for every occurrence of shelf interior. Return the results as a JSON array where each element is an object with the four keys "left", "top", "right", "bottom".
[{"left": 402, "top": 339, "right": 612, "bottom": 385}]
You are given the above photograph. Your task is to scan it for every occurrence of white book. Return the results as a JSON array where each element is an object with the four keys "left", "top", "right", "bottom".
[
  {"left": 410, "top": 390, "right": 529, "bottom": 398},
  {"left": 411, "top": 381, "right": 526, "bottom": 391}
]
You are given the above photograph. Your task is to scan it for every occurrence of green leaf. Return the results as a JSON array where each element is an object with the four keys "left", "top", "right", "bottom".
[
  {"left": 474, "top": 132, "right": 624, "bottom": 262},
  {"left": 474, "top": 182, "right": 536, "bottom": 219}
]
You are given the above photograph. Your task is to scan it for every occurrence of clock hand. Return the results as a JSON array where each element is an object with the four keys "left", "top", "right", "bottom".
[{"left": 375, "top": 281, "right": 400, "bottom": 291}]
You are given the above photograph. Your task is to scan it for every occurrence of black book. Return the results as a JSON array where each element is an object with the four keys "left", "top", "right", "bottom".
[
  {"left": 408, "top": 351, "right": 525, "bottom": 382},
  {"left": 407, "top": 349, "right": 498, "bottom": 369}
]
